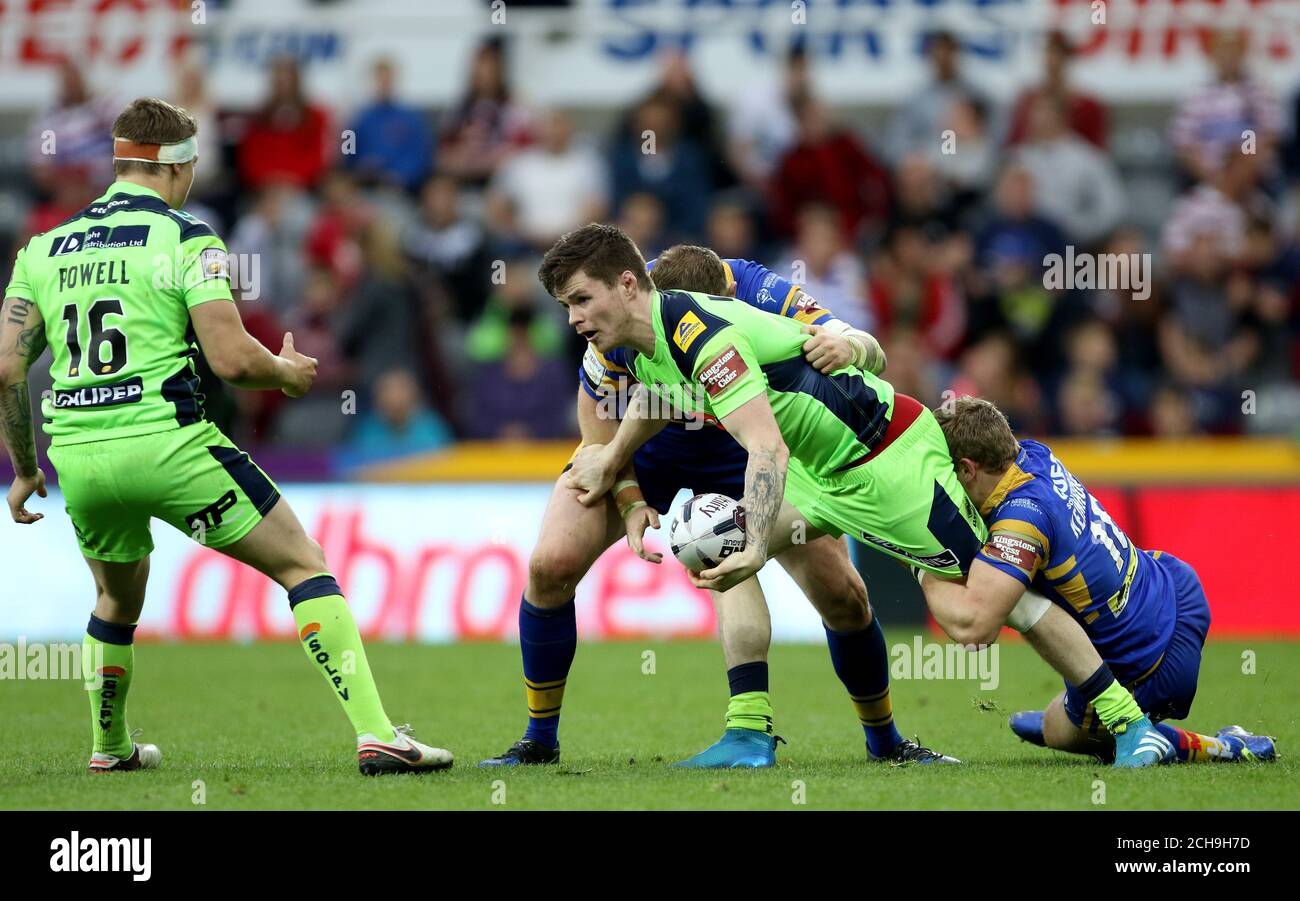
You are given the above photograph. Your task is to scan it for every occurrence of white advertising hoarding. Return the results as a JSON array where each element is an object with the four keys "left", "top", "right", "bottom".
[
  {"left": 0, "top": 0, "right": 1294, "bottom": 112},
  {"left": 0, "top": 483, "right": 832, "bottom": 643}
]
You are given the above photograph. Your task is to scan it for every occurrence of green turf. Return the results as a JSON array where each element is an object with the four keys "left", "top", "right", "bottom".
[{"left": 1, "top": 637, "right": 1296, "bottom": 810}]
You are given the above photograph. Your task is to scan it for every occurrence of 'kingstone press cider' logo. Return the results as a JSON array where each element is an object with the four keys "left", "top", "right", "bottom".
[{"left": 300, "top": 623, "right": 349, "bottom": 700}]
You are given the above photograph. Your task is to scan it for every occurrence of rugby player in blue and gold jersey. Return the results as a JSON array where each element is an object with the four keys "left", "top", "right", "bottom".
[{"left": 924, "top": 396, "right": 1277, "bottom": 764}]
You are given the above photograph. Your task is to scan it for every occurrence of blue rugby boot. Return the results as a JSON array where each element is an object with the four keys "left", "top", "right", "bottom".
[
  {"left": 672, "top": 729, "right": 782, "bottom": 768},
  {"left": 1112, "top": 714, "right": 1175, "bottom": 768},
  {"left": 1217, "top": 725, "right": 1278, "bottom": 762},
  {"left": 1008, "top": 710, "right": 1048, "bottom": 747}
]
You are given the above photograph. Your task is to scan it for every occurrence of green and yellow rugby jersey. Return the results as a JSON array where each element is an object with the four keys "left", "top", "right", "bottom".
[
  {"left": 4, "top": 181, "right": 233, "bottom": 445},
  {"left": 629, "top": 290, "right": 896, "bottom": 478}
]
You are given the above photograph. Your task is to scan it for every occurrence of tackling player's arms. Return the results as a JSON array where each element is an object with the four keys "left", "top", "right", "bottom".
[
  {"left": 921, "top": 558, "right": 1029, "bottom": 647},
  {"left": 689, "top": 389, "right": 788, "bottom": 591},
  {"left": 568, "top": 382, "right": 670, "bottom": 505},
  {"left": 188, "top": 301, "right": 317, "bottom": 397},
  {"left": 571, "top": 385, "right": 662, "bottom": 564},
  {"left": 0, "top": 295, "right": 49, "bottom": 523}
]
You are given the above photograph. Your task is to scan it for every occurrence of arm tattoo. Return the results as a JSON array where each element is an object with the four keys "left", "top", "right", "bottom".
[
  {"left": 0, "top": 297, "right": 44, "bottom": 477},
  {"left": 742, "top": 447, "right": 786, "bottom": 559},
  {"left": 0, "top": 381, "right": 38, "bottom": 477}
]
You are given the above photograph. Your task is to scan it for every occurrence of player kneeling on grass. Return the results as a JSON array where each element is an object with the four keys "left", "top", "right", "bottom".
[
  {"left": 0, "top": 98, "right": 451, "bottom": 776},
  {"left": 547, "top": 224, "right": 1167, "bottom": 768},
  {"left": 922, "top": 397, "right": 1277, "bottom": 764}
]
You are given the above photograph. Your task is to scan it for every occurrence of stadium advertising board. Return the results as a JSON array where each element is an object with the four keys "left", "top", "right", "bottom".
[
  {"left": 1, "top": 483, "right": 1296, "bottom": 642},
  {"left": 1, "top": 0, "right": 1297, "bottom": 109}
]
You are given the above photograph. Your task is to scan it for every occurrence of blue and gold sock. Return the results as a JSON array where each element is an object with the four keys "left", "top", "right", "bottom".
[
  {"left": 519, "top": 595, "right": 576, "bottom": 749},
  {"left": 1154, "top": 723, "right": 1240, "bottom": 762},
  {"left": 824, "top": 617, "right": 904, "bottom": 757},
  {"left": 725, "top": 661, "right": 773, "bottom": 733}
]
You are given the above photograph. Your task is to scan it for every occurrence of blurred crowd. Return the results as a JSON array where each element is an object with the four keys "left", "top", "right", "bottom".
[{"left": 3, "top": 27, "right": 1300, "bottom": 462}]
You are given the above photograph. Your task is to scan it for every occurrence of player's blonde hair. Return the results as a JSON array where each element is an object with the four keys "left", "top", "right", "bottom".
[
  {"left": 650, "top": 245, "right": 728, "bottom": 295},
  {"left": 932, "top": 396, "right": 1020, "bottom": 473},
  {"left": 112, "top": 97, "right": 198, "bottom": 177}
]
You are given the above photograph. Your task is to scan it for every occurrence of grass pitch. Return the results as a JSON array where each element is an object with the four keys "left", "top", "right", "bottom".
[{"left": 1, "top": 638, "right": 1297, "bottom": 810}]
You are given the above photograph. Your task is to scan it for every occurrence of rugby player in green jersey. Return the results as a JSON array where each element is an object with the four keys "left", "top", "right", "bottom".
[
  {"left": 542, "top": 224, "right": 1168, "bottom": 767},
  {"left": 0, "top": 98, "right": 451, "bottom": 775}
]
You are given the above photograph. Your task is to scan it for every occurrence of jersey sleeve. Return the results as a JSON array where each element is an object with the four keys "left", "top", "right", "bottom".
[
  {"left": 690, "top": 329, "right": 765, "bottom": 421},
  {"left": 177, "top": 232, "right": 234, "bottom": 309},
  {"left": 578, "top": 343, "right": 633, "bottom": 399},
  {"left": 725, "top": 259, "right": 835, "bottom": 326},
  {"left": 977, "top": 496, "right": 1054, "bottom": 586},
  {"left": 5, "top": 246, "right": 32, "bottom": 300}
]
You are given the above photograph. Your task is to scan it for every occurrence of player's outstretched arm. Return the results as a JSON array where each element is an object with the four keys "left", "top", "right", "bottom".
[
  {"left": 190, "top": 302, "right": 317, "bottom": 397},
  {"left": 690, "top": 392, "right": 788, "bottom": 592},
  {"left": 0, "top": 295, "right": 48, "bottom": 523}
]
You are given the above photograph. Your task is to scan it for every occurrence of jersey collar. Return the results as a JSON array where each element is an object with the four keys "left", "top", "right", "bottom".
[
  {"left": 100, "top": 180, "right": 168, "bottom": 203},
  {"left": 979, "top": 450, "right": 1035, "bottom": 517}
]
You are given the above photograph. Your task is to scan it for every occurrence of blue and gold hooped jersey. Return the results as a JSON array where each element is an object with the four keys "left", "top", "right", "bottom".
[
  {"left": 578, "top": 258, "right": 834, "bottom": 401},
  {"left": 977, "top": 440, "right": 1177, "bottom": 681}
]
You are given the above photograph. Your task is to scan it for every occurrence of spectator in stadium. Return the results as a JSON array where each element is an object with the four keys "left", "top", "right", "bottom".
[
  {"left": 637, "top": 48, "right": 735, "bottom": 192},
  {"left": 437, "top": 37, "right": 534, "bottom": 188},
  {"left": 341, "top": 368, "right": 454, "bottom": 462},
  {"left": 1013, "top": 94, "right": 1125, "bottom": 246},
  {"left": 336, "top": 220, "right": 427, "bottom": 388},
  {"left": 705, "top": 194, "right": 763, "bottom": 262},
  {"left": 305, "top": 170, "right": 372, "bottom": 294},
  {"left": 403, "top": 174, "right": 493, "bottom": 325},
  {"left": 486, "top": 109, "right": 608, "bottom": 252},
  {"left": 616, "top": 192, "right": 670, "bottom": 260},
  {"left": 27, "top": 59, "right": 117, "bottom": 196},
  {"left": 227, "top": 182, "right": 315, "bottom": 319},
  {"left": 465, "top": 258, "right": 567, "bottom": 365},
  {"left": 867, "top": 224, "right": 966, "bottom": 361},
  {"left": 1148, "top": 383, "right": 1199, "bottom": 438},
  {"left": 869, "top": 326, "right": 940, "bottom": 407},
  {"left": 945, "top": 331, "right": 1047, "bottom": 434},
  {"left": 884, "top": 30, "right": 989, "bottom": 165},
  {"left": 609, "top": 94, "right": 711, "bottom": 241},
  {"left": 236, "top": 55, "right": 333, "bottom": 192},
  {"left": 174, "top": 56, "right": 223, "bottom": 200},
  {"left": 1007, "top": 31, "right": 1107, "bottom": 149},
  {"left": 768, "top": 97, "right": 891, "bottom": 245},
  {"left": 926, "top": 95, "right": 998, "bottom": 206},
  {"left": 343, "top": 57, "right": 434, "bottom": 193},
  {"left": 1055, "top": 369, "right": 1122, "bottom": 437},
  {"left": 776, "top": 203, "right": 871, "bottom": 328},
  {"left": 974, "top": 165, "right": 1069, "bottom": 272},
  {"left": 727, "top": 41, "right": 809, "bottom": 191},
  {"left": 1171, "top": 28, "right": 1281, "bottom": 187},
  {"left": 465, "top": 305, "right": 575, "bottom": 440},
  {"left": 889, "top": 151, "right": 963, "bottom": 243}
]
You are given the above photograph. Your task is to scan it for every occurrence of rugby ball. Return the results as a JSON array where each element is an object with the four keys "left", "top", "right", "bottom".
[{"left": 669, "top": 494, "right": 747, "bottom": 571}]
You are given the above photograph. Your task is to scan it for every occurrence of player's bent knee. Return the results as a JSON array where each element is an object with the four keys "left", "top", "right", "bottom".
[{"left": 527, "top": 547, "right": 590, "bottom": 606}]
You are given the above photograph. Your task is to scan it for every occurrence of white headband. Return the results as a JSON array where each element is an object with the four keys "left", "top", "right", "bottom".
[{"left": 112, "top": 135, "right": 198, "bottom": 164}]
